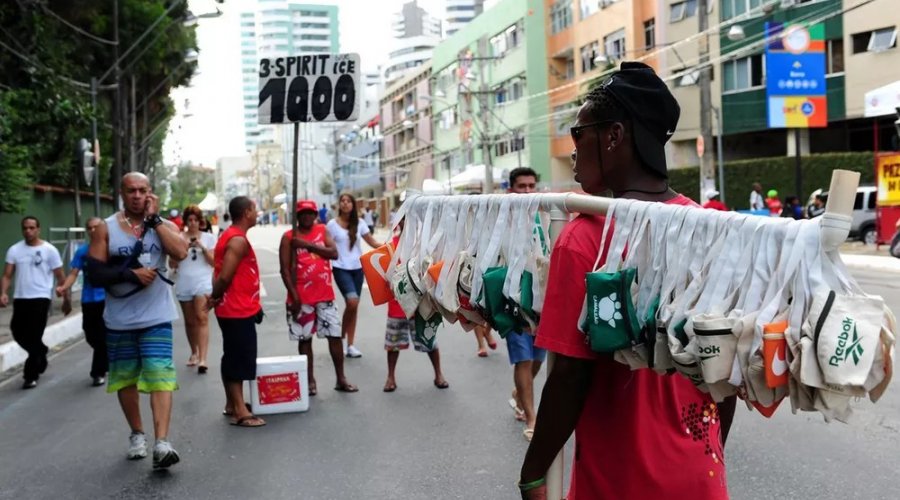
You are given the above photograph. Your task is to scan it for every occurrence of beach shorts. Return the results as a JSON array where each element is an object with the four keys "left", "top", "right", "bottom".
[
  {"left": 506, "top": 331, "right": 547, "bottom": 365},
  {"left": 385, "top": 317, "right": 436, "bottom": 353},
  {"left": 176, "top": 280, "right": 212, "bottom": 302},
  {"left": 106, "top": 322, "right": 178, "bottom": 393},
  {"left": 287, "top": 301, "right": 342, "bottom": 341},
  {"left": 333, "top": 267, "right": 364, "bottom": 300}
]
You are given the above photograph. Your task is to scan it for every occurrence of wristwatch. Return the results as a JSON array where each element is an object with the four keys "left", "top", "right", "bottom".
[{"left": 144, "top": 213, "right": 163, "bottom": 229}]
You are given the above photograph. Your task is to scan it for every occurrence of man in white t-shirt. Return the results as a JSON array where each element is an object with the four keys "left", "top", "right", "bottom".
[
  {"left": 1, "top": 216, "right": 69, "bottom": 389},
  {"left": 362, "top": 206, "right": 375, "bottom": 233},
  {"left": 749, "top": 182, "right": 765, "bottom": 211}
]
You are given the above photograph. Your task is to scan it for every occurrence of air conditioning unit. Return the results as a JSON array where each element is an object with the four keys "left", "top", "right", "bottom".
[{"left": 780, "top": 0, "right": 796, "bottom": 8}]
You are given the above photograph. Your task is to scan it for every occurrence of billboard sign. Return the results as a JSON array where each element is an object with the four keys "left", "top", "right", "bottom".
[{"left": 765, "top": 23, "right": 828, "bottom": 128}]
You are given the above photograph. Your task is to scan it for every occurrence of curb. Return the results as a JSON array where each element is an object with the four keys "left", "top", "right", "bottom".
[
  {"left": 0, "top": 313, "right": 84, "bottom": 374},
  {"left": 839, "top": 253, "right": 900, "bottom": 274}
]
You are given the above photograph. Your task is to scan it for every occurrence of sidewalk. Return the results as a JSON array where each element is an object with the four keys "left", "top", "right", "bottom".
[{"left": 0, "top": 297, "right": 85, "bottom": 375}]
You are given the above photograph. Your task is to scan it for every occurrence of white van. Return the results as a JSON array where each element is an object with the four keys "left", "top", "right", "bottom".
[{"left": 807, "top": 185, "right": 877, "bottom": 245}]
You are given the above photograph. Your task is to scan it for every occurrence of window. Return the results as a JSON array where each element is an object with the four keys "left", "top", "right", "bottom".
[
  {"left": 722, "top": 0, "right": 762, "bottom": 21},
  {"left": 826, "top": 39, "right": 844, "bottom": 74},
  {"left": 553, "top": 104, "right": 578, "bottom": 137},
  {"left": 604, "top": 29, "right": 626, "bottom": 60},
  {"left": 581, "top": 0, "right": 598, "bottom": 19},
  {"left": 723, "top": 54, "right": 764, "bottom": 92},
  {"left": 553, "top": 9, "right": 571, "bottom": 34},
  {"left": 490, "top": 23, "right": 523, "bottom": 57},
  {"left": 490, "top": 32, "right": 508, "bottom": 57},
  {"left": 299, "top": 22, "right": 329, "bottom": 29},
  {"left": 439, "top": 108, "right": 458, "bottom": 129},
  {"left": 495, "top": 139, "right": 510, "bottom": 157},
  {"left": 644, "top": 19, "right": 656, "bottom": 49},
  {"left": 551, "top": 0, "right": 573, "bottom": 34},
  {"left": 669, "top": 0, "right": 709, "bottom": 22},
  {"left": 580, "top": 41, "right": 599, "bottom": 72},
  {"left": 566, "top": 58, "right": 576, "bottom": 79},
  {"left": 852, "top": 28, "right": 897, "bottom": 53}
]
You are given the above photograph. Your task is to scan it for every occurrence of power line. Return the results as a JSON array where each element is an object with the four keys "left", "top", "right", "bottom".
[{"left": 40, "top": 4, "right": 118, "bottom": 46}]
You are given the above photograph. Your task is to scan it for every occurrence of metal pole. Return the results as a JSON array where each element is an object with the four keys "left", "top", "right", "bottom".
[
  {"left": 794, "top": 128, "right": 803, "bottom": 201},
  {"left": 697, "top": 0, "right": 715, "bottom": 198},
  {"left": 477, "top": 36, "right": 494, "bottom": 194},
  {"left": 73, "top": 150, "right": 83, "bottom": 228},
  {"left": 91, "top": 78, "right": 101, "bottom": 215},
  {"left": 545, "top": 206, "right": 569, "bottom": 500},
  {"left": 292, "top": 122, "right": 300, "bottom": 227},
  {"left": 129, "top": 74, "right": 137, "bottom": 172},
  {"left": 714, "top": 106, "right": 726, "bottom": 205},
  {"left": 112, "top": 0, "right": 122, "bottom": 207},
  {"left": 516, "top": 130, "right": 522, "bottom": 169}
]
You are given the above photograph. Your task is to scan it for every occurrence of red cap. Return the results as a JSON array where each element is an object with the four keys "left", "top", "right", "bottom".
[{"left": 295, "top": 200, "right": 318, "bottom": 213}]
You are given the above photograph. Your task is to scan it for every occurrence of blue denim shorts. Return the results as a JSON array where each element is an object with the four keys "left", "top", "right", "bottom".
[
  {"left": 506, "top": 331, "right": 547, "bottom": 365},
  {"left": 333, "top": 267, "right": 364, "bottom": 300}
]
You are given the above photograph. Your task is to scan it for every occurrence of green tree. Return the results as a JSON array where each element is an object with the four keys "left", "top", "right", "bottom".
[
  {"left": 319, "top": 174, "right": 334, "bottom": 196},
  {"left": 167, "top": 163, "right": 214, "bottom": 212},
  {"left": 0, "top": 0, "right": 196, "bottom": 212}
]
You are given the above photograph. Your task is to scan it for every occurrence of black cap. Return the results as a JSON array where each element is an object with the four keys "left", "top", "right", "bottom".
[{"left": 599, "top": 62, "right": 680, "bottom": 179}]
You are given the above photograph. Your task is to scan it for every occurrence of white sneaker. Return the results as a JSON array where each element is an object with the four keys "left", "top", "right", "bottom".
[
  {"left": 346, "top": 345, "right": 363, "bottom": 358},
  {"left": 152, "top": 439, "right": 181, "bottom": 469},
  {"left": 127, "top": 432, "right": 148, "bottom": 460}
]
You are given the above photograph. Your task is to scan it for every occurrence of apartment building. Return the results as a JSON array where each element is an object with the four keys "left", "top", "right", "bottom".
[
  {"left": 545, "top": 0, "right": 660, "bottom": 189},
  {"left": 431, "top": 0, "right": 550, "bottom": 191},
  {"left": 385, "top": 1, "right": 443, "bottom": 84}
]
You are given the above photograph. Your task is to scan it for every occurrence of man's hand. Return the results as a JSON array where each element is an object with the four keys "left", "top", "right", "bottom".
[
  {"left": 132, "top": 268, "right": 157, "bottom": 286},
  {"left": 55, "top": 285, "right": 67, "bottom": 297},
  {"left": 62, "top": 300, "right": 72, "bottom": 316},
  {"left": 520, "top": 484, "right": 547, "bottom": 500},
  {"left": 288, "top": 300, "right": 302, "bottom": 320},
  {"left": 145, "top": 193, "right": 160, "bottom": 217},
  {"left": 205, "top": 294, "right": 221, "bottom": 311},
  {"left": 290, "top": 237, "right": 310, "bottom": 250},
  {"left": 0, "top": 293, "right": 8, "bottom": 307}
]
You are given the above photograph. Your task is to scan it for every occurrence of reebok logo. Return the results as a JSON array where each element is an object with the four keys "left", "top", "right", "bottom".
[
  {"left": 829, "top": 317, "right": 864, "bottom": 367},
  {"left": 593, "top": 292, "right": 622, "bottom": 328},
  {"left": 698, "top": 345, "right": 720, "bottom": 361}
]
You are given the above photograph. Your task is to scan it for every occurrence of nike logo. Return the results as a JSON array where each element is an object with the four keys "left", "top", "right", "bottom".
[
  {"left": 666, "top": 129, "right": 675, "bottom": 136},
  {"left": 369, "top": 252, "right": 389, "bottom": 281},
  {"left": 771, "top": 345, "right": 788, "bottom": 377}
]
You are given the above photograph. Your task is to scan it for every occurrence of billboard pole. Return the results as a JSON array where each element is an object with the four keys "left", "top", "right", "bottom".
[
  {"left": 292, "top": 122, "right": 300, "bottom": 227},
  {"left": 795, "top": 128, "right": 803, "bottom": 201}
]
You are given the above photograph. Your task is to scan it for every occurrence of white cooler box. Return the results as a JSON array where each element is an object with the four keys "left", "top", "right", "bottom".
[{"left": 249, "top": 355, "right": 309, "bottom": 415}]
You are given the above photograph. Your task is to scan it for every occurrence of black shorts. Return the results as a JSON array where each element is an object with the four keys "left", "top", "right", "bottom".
[
  {"left": 82, "top": 301, "right": 105, "bottom": 336},
  {"left": 216, "top": 315, "right": 258, "bottom": 382}
]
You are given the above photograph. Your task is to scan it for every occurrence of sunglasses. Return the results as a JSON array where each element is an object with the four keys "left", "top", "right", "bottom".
[{"left": 569, "top": 120, "right": 615, "bottom": 142}]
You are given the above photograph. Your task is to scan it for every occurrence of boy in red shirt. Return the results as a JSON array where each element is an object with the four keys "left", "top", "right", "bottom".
[
  {"left": 519, "top": 62, "right": 735, "bottom": 499},
  {"left": 382, "top": 228, "right": 448, "bottom": 392},
  {"left": 279, "top": 200, "right": 356, "bottom": 395}
]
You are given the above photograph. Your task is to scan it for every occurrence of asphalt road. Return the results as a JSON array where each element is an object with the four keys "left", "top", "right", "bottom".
[{"left": 0, "top": 226, "right": 897, "bottom": 500}]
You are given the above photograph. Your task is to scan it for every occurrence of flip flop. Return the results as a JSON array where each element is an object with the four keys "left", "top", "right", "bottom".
[
  {"left": 477, "top": 349, "right": 488, "bottom": 358},
  {"left": 186, "top": 356, "right": 198, "bottom": 367},
  {"left": 488, "top": 340, "right": 498, "bottom": 350},
  {"left": 309, "top": 382, "right": 317, "bottom": 396},
  {"left": 383, "top": 382, "right": 397, "bottom": 392},
  {"left": 434, "top": 379, "right": 449, "bottom": 389},
  {"left": 334, "top": 383, "right": 359, "bottom": 393},
  {"left": 223, "top": 402, "right": 252, "bottom": 416},
  {"left": 230, "top": 415, "right": 266, "bottom": 427},
  {"left": 508, "top": 398, "right": 526, "bottom": 421},
  {"left": 523, "top": 428, "right": 534, "bottom": 442}
]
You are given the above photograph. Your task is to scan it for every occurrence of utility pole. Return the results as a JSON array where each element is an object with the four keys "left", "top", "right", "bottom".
[
  {"left": 477, "top": 36, "right": 494, "bottom": 194},
  {"left": 130, "top": 74, "right": 137, "bottom": 172},
  {"left": 697, "top": 0, "right": 715, "bottom": 199},
  {"left": 112, "top": 0, "right": 122, "bottom": 206},
  {"left": 90, "top": 78, "right": 101, "bottom": 215}
]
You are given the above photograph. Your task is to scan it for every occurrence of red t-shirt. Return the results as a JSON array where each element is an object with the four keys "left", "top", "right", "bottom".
[
  {"left": 387, "top": 235, "right": 406, "bottom": 319},
  {"left": 285, "top": 225, "right": 335, "bottom": 305},
  {"left": 703, "top": 200, "right": 728, "bottom": 211},
  {"left": 213, "top": 226, "right": 261, "bottom": 319},
  {"left": 535, "top": 195, "right": 728, "bottom": 500}
]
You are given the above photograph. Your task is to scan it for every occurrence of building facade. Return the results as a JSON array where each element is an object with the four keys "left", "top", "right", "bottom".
[
  {"left": 431, "top": 0, "right": 550, "bottom": 191},
  {"left": 445, "top": 0, "right": 486, "bottom": 37},
  {"left": 385, "top": 1, "right": 443, "bottom": 84},
  {"left": 239, "top": 1, "right": 340, "bottom": 153},
  {"left": 215, "top": 155, "right": 253, "bottom": 215},
  {"left": 380, "top": 65, "right": 434, "bottom": 206}
]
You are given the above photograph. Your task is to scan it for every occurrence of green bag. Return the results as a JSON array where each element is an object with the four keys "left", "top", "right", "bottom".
[
  {"left": 580, "top": 267, "right": 643, "bottom": 353},
  {"left": 481, "top": 267, "right": 518, "bottom": 338},
  {"left": 414, "top": 310, "right": 442, "bottom": 351}
]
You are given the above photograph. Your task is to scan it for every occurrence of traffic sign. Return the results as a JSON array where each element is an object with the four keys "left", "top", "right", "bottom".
[
  {"left": 765, "top": 22, "right": 827, "bottom": 128},
  {"left": 257, "top": 53, "right": 360, "bottom": 124}
]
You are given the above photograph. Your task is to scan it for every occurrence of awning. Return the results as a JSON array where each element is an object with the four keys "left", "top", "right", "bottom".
[
  {"left": 864, "top": 80, "right": 900, "bottom": 118},
  {"left": 367, "top": 116, "right": 380, "bottom": 128},
  {"left": 197, "top": 192, "right": 218, "bottom": 211},
  {"left": 448, "top": 164, "right": 504, "bottom": 189}
]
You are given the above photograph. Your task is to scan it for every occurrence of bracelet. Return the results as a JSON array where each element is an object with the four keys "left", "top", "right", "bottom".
[{"left": 518, "top": 477, "right": 546, "bottom": 492}]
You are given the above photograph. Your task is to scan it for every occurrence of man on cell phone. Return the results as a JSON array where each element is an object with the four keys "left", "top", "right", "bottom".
[{"left": 86, "top": 173, "right": 188, "bottom": 469}]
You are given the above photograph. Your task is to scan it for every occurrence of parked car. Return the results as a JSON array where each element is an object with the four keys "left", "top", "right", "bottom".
[{"left": 807, "top": 185, "right": 877, "bottom": 245}]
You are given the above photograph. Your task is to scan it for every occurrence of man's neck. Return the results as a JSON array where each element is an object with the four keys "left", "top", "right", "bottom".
[
  {"left": 122, "top": 209, "right": 143, "bottom": 222},
  {"left": 235, "top": 221, "right": 253, "bottom": 232},
  {"left": 25, "top": 238, "right": 42, "bottom": 247}
]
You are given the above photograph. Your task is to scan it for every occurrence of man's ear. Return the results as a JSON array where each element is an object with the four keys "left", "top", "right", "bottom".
[{"left": 609, "top": 122, "right": 627, "bottom": 150}]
